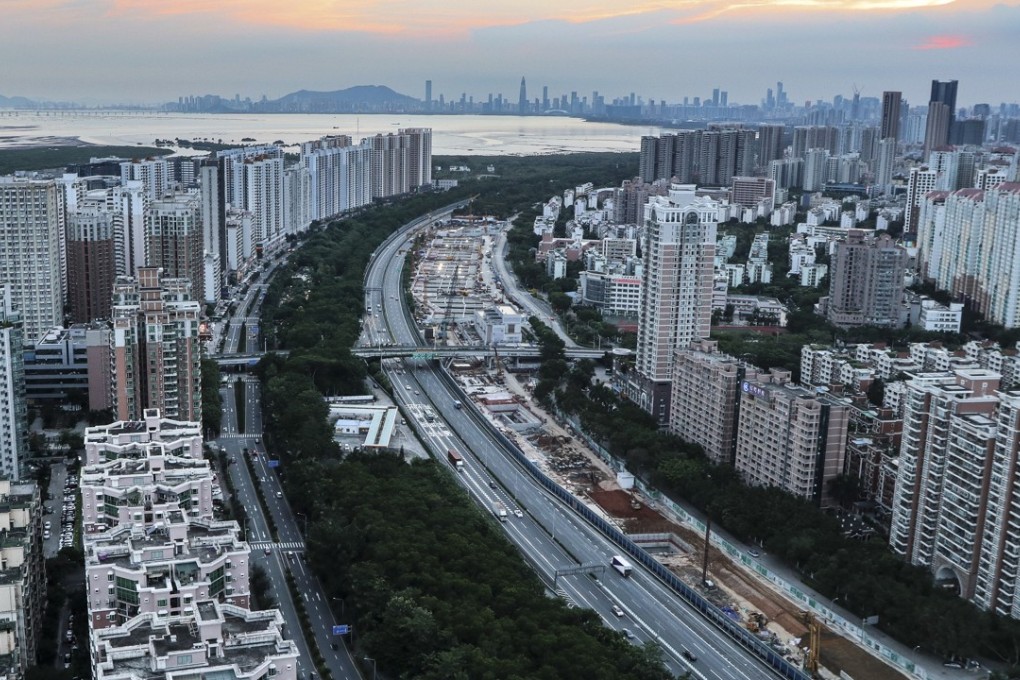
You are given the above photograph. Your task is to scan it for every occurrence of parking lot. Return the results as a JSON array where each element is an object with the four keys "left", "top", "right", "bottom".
[{"left": 43, "top": 461, "right": 77, "bottom": 556}]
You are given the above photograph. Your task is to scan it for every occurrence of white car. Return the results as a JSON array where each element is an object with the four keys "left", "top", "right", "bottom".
[{"left": 611, "top": 605, "right": 625, "bottom": 618}]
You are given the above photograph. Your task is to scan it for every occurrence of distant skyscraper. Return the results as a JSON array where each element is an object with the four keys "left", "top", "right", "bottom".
[
  {"left": 924, "top": 79, "right": 959, "bottom": 158},
  {"left": 757, "top": 124, "right": 785, "bottom": 165},
  {"left": 518, "top": 77, "right": 527, "bottom": 115},
  {"left": 881, "top": 91, "right": 902, "bottom": 141},
  {"left": 425, "top": 79, "right": 432, "bottom": 110}
]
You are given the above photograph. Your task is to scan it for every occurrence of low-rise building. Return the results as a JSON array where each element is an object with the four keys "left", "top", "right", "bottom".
[{"left": 474, "top": 305, "right": 523, "bottom": 345}]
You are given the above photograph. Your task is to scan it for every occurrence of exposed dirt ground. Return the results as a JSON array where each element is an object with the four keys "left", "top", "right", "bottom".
[{"left": 589, "top": 487, "right": 907, "bottom": 680}]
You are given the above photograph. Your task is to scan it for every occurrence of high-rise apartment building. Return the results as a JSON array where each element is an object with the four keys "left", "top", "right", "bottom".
[
  {"left": 630, "top": 185, "right": 717, "bottom": 424},
  {"left": 199, "top": 158, "right": 227, "bottom": 273},
  {"left": 0, "top": 478, "right": 45, "bottom": 677},
  {"left": 110, "top": 267, "right": 202, "bottom": 422},
  {"left": 875, "top": 137, "right": 897, "bottom": 191},
  {"left": 147, "top": 193, "right": 205, "bottom": 303},
  {"left": 402, "top": 127, "right": 433, "bottom": 189},
  {"left": 880, "top": 91, "right": 903, "bottom": 141},
  {"left": 0, "top": 286, "right": 28, "bottom": 480},
  {"left": 734, "top": 370, "right": 850, "bottom": 507},
  {"left": 917, "top": 184, "right": 1020, "bottom": 327},
  {"left": 792, "top": 125, "right": 839, "bottom": 159},
  {"left": 367, "top": 133, "right": 411, "bottom": 199},
  {"left": 884, "top": 370, "right": 1020, "bottom": 616},
  {"left": 0, "top": 176, "right": 65, "bottom": 344},
  {"left": 757, "top": 124, "right": 785, "bottom": 166},
  {"left": 67, "top": 200, "right": 117, "bottom": 324},
  {"left": 108, "top": 180, "right": 149, "bottom": 277},
  {"left": 120, "top": 158, "right": 171, "bottom": 200},
  {"left": 826, "top": 230, "right": 907, "bottom": 329},
  {"left": 216, "top": 146, "right": 286, "bottom": 253},
  {"left": 669, "top": 340, "right": 756, "bottom": 464}
]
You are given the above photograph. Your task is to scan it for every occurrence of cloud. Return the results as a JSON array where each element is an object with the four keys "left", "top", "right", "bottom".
[{"left": 913, "top": 34, "right": 972, "bottom": 49}]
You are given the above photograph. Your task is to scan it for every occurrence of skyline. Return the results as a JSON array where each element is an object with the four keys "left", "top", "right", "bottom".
[{"left": 1, "top": 0, "right": 1018, "bottom": 107}]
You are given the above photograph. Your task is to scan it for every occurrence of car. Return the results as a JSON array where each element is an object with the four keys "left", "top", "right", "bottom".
[
  {"left": 748, "top": 549, "right": 761, "bottom": 558},
  {"left": 43, "top": 531, "right": 50, "bottom": 539},
  {"left": 275, "top": 491, "right": 283, "bottom": 498},
  {"left": 489, "top": 481, "right": 497, "bottom": 489},
  {"left": 622, "top": 628, "right": 634, "bottom": 639},
  {"left": 405, "top": 385, "right": 412, "bottom": 391},
  {"left": 66, "top": 630, "right": 73, "bottom": 641},
  {"left": 44, "top": 521, "right": 51, "bottom": 529},
  {"left": 681, "top": 649, "right": 698, "bottom": 662},
  {"left": 611, "top": 605, "right": 624, "bottom": 618},
  {"left": 264, "top": 548, "right": 272, "bottom": 555},
  {"left": 414, "top": 390, "right": 420, "bottom": 395},
  {"left": 514, "top": 509, "right": 523, "bottom": 518}
]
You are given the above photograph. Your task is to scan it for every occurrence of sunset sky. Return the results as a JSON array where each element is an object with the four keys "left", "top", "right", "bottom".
[{"left": 1, "top": 0, "right": 1016, "bottom": 106}]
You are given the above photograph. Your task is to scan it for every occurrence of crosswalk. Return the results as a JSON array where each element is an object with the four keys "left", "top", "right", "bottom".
[
  {"left": 217, "top": 433, "right": 260, "bottom": 439},
  {"left": 250, "top": 541, "right": 306, "bottom": 551}
]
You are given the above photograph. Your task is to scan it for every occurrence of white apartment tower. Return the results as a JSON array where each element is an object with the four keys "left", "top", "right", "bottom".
[
  {"left": 120, "top": 158, "right": 171, "bottom": 200},
  {"left": 0, "top": 176, "right": 65, "bottom": 344},
  {"left": 0, "top": 286, "right": 28, "bottom": 480},
  {"left": 631, "top": 185, "right": 717, "bottom": 424}
]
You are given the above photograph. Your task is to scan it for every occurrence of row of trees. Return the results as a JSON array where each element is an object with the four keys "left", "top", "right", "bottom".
[{"left": 255, "top": 157, "right": 675, "bottom": 678}]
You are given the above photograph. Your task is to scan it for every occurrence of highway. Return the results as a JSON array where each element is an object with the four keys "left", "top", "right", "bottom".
[{"left": 367, "top": 212, "right": 806, "bottom": 680}]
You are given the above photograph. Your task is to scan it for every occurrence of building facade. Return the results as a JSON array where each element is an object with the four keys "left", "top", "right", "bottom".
[{"left": 110, "top": 268, "right": 202, "bottom": 422}]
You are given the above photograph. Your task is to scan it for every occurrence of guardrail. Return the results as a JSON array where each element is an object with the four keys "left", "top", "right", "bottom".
[{"left": 434, "top": 367, "right": 810, "bottom": 680}]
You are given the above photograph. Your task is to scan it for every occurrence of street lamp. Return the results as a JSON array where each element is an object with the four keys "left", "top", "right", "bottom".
[{"left": 363, "top": 656, "right": 377, "bottom": 680}]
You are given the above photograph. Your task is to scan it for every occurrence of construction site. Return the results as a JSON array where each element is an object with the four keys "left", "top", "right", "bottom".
[
  {"left": 447, "top": 354, "right": 908, "bottom": 680},
  {"left": 414, "top": 221, "right": 909, "bottom": 680}
]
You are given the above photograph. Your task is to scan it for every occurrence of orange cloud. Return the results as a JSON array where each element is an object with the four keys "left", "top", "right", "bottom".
[
  {"left": 913, "top": 34, "right": 972, "bottom": 49},
  {"left": 43, "top": 0, "right": 977, "bottom": 35}
]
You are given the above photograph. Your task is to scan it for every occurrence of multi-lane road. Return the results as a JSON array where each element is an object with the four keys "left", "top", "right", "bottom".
[
  {"left": 214, "top": 252, "right": 363, "bottom": 680},
  {"left": 364, "top": 212, "right": 805, "bottom": 680}
]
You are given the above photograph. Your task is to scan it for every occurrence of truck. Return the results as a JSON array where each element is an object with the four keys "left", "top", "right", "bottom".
[
  {"left": 611, "top": 555, "right": 633, "bottom": 577},
  {"left": 447, "top": 449, "right": 465, "bottom": 470},
  {"left": 493, "top": 502, "right": 508, "bottom": 522}
]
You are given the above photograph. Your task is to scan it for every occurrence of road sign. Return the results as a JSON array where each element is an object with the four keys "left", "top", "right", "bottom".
[
  {"left": 267, "top": 460, "right": 280, "bottom": 468},
  {"left": 411, "top": 352, "right": 436, "bottom": 361},
  {"left": 332, "top": 624, "right": 351, "bottom": 635}
]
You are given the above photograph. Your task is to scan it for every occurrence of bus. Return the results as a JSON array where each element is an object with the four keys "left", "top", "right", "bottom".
[{"left": 610, "top": 555, "right": 633, "bottom": 577}]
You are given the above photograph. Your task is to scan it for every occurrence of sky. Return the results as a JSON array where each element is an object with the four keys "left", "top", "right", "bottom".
[{"left": 1, "top": 0, "right": 1018, "bottom": 107}]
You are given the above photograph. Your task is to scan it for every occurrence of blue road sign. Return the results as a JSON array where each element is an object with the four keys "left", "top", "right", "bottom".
[
  {"left": 267, "top": 459, "right": 280, "bottom": 468},
  {"left": 332, "top": 624, "right": 351, "bottom": 635}
]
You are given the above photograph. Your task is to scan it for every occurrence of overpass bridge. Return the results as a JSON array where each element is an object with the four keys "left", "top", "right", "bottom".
[
  {"left": 212, "top": 351, "right": 289, "bottom": 368},
  {"left": 350, "top": 344, "right": 605, "bottom": 361}
]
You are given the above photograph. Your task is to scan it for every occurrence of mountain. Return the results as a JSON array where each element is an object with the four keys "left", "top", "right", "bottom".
[
  {"left": 0, "top": 94, "right": 41, "bottom": 108},
  {"left": 268, "top": 85, "right": 420, "bottom": 112}
]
